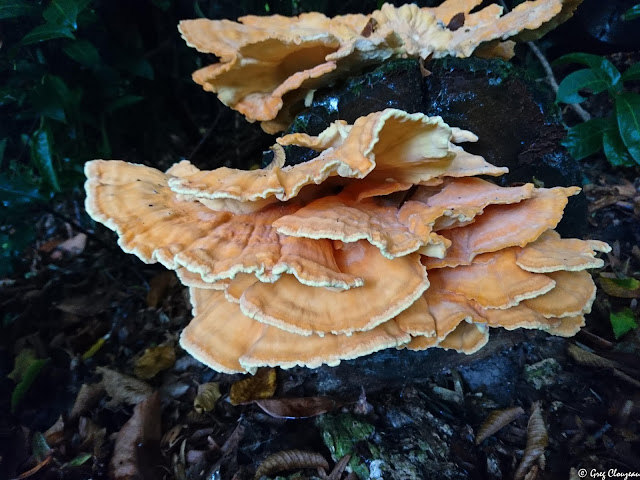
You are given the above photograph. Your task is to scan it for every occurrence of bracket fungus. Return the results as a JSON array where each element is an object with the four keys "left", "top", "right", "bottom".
[
  {"left": 85, "top": 107, "right": 609, "bottom": 373},
  {"left": 178, "top": 0, "right": 582, "bottom": 132}
]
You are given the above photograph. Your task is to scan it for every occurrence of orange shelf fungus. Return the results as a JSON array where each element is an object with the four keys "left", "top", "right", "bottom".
[
  {"left": 83, "top": 0, "right": 601, "bottom": 373},
  {"left": 178, "top": 0, "right": 582, "bottom": 132},
  {"left": 85, "top": 106, "right": 608, "bottom": 373}
]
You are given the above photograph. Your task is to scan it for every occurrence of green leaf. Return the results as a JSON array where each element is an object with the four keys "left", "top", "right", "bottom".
[
  {"left": 68, "top": 453, "right": 93, "bottom": 467},
  {"left": 8, "top": 349, "right": 38, "bottom": 382},
  {"left": 0, "top": 0, "right": 38, "bottom": 19},
  {"left": 21, "top": 23, "right": 76, "bottom": 45},
  {"left": 0, "top": 163, "right": 43, "bottom": 205},
  {"left": 42, "top": 0, "right": 91, "bottom": 29},
  {"left": 600, "top": 273, "right": 640, "bottom": 297},
  {"left": 603, "top": 127, "right": 635, "bottom": 167},
  {"left": 556, "top": 69, "right": 610, "bottom": 104},
  {"left": 0, "top": 173, "right": 44, "bottom": 205},
  {"left": 107, "top": 95, "right": 144, "bottom": 113},
  {"left": 623, "top": 4, "right": 640, "bottom": 20},
  {"left": 610, "top": 308, "right": 638, "bottom": 339},
  {"left": 616, "top": 92, "right": 640, "bottom": 163},
  {"left": 554, "top": 53, "right": 622, "bottom": 87},
  {"left": 621, "top": 62, "right": 640, "bottom": 83},
  {"left": 561, "top": 117, "right": 610, "bottom": 160},
  {"left": 613, "top": 277, "right": 640, "bottom": 290},
  {"left": 30, "top": 127, "right": 61, "bottom": 192},
  {"left": 63, "top": 39, "right": 100, "bottom": 68},
  {"left": 11, "top": 358, "right": 49, "bottom": 413},
  {"left": 30, "top": 74, "right": 73, "bottom": 123}
]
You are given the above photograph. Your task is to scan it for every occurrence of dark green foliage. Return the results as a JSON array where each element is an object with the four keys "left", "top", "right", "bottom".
[
  {"left": 615, "top": 93, "right": 640, "bottom": 161},
  {"left": 556, "top": 69, "right": 611, "bottom": 104},
  {"left": 555, "top": 53, "right": 640, "bottom": 167},
  {"left": 623, "top": 4, "right": 640, "bottom": 21},
  {"left": 561, "top": 117, "right": 611, "bottom": 161},
  {"left": 2, "top": 0, "right": 138, "bottom": 273},
  {"left": 1, "top": 0, "right": 385, "bottom": 275}
]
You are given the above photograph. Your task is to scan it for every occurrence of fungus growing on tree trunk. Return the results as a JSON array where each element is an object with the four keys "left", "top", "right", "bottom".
[
  {"left": 178, "top": 0, "right": 583, "bottom": 132},
  {"left": 85, "top": 108, "right": 609, "bottom": 373}
]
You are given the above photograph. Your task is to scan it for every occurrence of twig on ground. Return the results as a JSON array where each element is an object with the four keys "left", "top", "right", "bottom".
[{"left": 527, "top": 41, "right": 592, "bottom": 123}]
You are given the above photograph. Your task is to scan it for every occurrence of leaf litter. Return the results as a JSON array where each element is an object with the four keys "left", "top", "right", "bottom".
[
  {"left": 230, "top": 368, "right": 277, "bottom": 406},
  {"left": 110, "top": 392, "right": 163, "bottom": 480},
  {"left": 476, "top": 406, "right": 525, "bottom": 445},
  {"left": 514, "top": 402, "right": 548, "bottom": 480}
]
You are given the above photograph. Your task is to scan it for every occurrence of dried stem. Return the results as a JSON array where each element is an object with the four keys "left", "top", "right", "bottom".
[{"left": 527, "top": 41, "right": 592, "bottom": 123}]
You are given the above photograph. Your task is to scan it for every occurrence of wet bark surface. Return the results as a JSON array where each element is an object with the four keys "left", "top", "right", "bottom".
[{"left": 282, "top": 58, "right": 588, "bottom": 236}]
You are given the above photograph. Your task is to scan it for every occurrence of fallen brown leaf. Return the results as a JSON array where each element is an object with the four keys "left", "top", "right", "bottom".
[
  {"left": 612, "top": 369, "right": 640, "bottom": 389},
  {"left": 78, "top": 417, "right": 107, "bottom": 458},
  {"left": 70, "top": 383, "right": 106, "bottom": 421},
  {"left": 56, "top": 293, "right": 110, "bottom": 317},
  {"left": 514, "top": 402, "right": 548, "bottom": 480},
  {"left": 576, "top": 330, "right": 614, "bottom": 350},
  {"left": 50, "top": 233, "right": 87, "bottom": 260},
  {"left": 110, "top": 392, "right": 162, "bottom": 480},
  {"left": 523, "top": 464, "right": 540, "bottom": 480},
  {"left": 254, "top": 397, "right": 337, "bottom": 419},
  {"left": 254, "top": 450, "right": 329, "bottom": 480},
  {"left": 43, "top": 415, "right": 65, "bottom": 447},
  {"left": 589, "top": 195, "right": 620, "bottom": 213},
  {"left": 172, "top": 439, "right": 187, "bottom": 480},
  {"left": 221, "top": 422, "right": 245, "bottom": 455},
  {"left": 194, "top": 382, "right": 221, "bottom": 413},
  {"left": 134, "top": 345, "right": 176, "bottom": 380},
  {"left": 38, "top": 238, "right": 63, "bottom": 253},
  {"left": 209, "top": 422, "right": 245, "bottom": 477},
  {"left": 585, "top": 179, "right": 636, "bottom": 213},
  {"left": 97, "top": 367, "right": 153, "bottom": 408},
  {"left": 567, "top": 344, "right": 618, "bottom": 369},
  {"left": 230, "top": 368, "right": 276, "bottom": 406},
  {"left": 327, "top": 454, "right": 351, "bottom": 480},
  {"left": 612, "top": 179, "right": 637, "bottom": 197},
  {"left": 161, "top": 424, "right": 185, "bottom": 451},
  {"left": 476, "top": 406, "right": 525, "bottom": 445}
]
